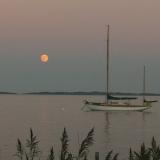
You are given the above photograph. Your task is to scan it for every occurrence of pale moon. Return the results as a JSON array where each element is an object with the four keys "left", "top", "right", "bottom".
[{"left": 40, "top": 54, "right": 49, "bottom": 63}]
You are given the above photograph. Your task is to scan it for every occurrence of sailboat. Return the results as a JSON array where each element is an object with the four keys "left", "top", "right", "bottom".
[{"left": 84, "top": 25, "right": 153, "bottom": 111}]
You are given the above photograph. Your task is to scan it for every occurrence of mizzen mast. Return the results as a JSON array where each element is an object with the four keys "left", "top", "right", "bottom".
[{"left": 143, "top": 65, "right": 146, "bottom": 103}]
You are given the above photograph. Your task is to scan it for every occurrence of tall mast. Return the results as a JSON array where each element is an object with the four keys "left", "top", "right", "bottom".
[
  {"left": 143, "top": 65, "right": 146, "bottom": 103},
  {"left": 106, "top": 25, "right": 110, "bottom": 104}
]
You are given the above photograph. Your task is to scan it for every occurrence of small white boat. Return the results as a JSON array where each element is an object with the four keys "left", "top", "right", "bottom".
[{"left": 84, "top": 25, "right": 154, "bottom": 111}]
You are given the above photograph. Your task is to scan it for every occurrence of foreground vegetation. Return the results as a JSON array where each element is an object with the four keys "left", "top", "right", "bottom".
[{"left": 15, "top": 128, "right": 160, "bottom": 160}]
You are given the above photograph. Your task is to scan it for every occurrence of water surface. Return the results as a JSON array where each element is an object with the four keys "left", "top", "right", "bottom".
[{"left": 0, "top": 95, "right": 159, "bottom": 160}]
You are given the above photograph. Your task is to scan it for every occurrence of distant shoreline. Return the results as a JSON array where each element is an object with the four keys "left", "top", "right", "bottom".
[{"left": 0, "top": 91, "right": 160, "bottom": 96}]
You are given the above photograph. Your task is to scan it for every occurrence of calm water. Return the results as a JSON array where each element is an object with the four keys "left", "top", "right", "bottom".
[{"left": 0, "top": 95, "right": 159, "bottom": 160}]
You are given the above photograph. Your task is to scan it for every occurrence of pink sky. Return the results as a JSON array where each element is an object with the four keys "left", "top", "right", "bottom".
[{"left": 0, "top": 0, "right": 160, "bottom": 92}]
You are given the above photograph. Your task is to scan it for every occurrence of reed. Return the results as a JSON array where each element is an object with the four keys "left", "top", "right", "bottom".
[
  {"left": 149, "top": 137, "right": 160, "bottom": 160},
  {"left": 134, "top": 143, "right": 150, "bottom": 160},
  {"left": 60, "top": 128, "right": 70, "bottom": 160},
  {"left": 78, "top": 127, "right": 94, "bottom": 159},
  {"left": 15, "top": 139, "right": 24, "bottom": 160},
  {"left": 14, "top": 128, "right": 160, "bottom": 160},
  {"left": 47, "top": 147, "right": 55, "bottom": 160},
  {"left": 105, "top": 150, "right": 119, "bottom": 160},
  {"left": 15, "top": 128, "right": 94, "bottom": 160},
  {"left": 15, "top": 128, "right": 41, "bottom": 160}
]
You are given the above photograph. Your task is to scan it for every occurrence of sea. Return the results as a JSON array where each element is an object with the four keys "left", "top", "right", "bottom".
[{"left": 0, "top": 95, "right": 159, "bottom": 160}]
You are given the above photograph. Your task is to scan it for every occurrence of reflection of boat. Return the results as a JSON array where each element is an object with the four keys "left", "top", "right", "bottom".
[{"left": 84, "top": 25, "right": 152, "bottom": 111}]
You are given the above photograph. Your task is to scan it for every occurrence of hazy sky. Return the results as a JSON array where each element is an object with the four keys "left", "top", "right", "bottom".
[{"left": 0, "top": 0, "right": 160, "bottom": 93}]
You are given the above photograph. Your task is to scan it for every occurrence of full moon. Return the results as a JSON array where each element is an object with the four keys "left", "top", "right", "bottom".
[{"left": 40, "top": 54, "right": 49, "bottom": 63}]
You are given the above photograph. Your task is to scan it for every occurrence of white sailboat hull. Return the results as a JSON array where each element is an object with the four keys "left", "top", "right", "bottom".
[{"left": 85, "top": 102, "right": 152, "bottom": 111}]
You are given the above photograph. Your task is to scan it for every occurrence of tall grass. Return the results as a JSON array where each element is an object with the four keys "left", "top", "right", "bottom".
[
  {"left": 15, "top": 128, "right": 41, "bottom": 160},
  {"left": 14, "top": 129, "right": 160, "bottom": 160},
  {"left": 15, "top": 128, "right": 95, "bottom": 160},
  {"left": 78, "top": 127, "right": 94, "bottom": 159}
]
